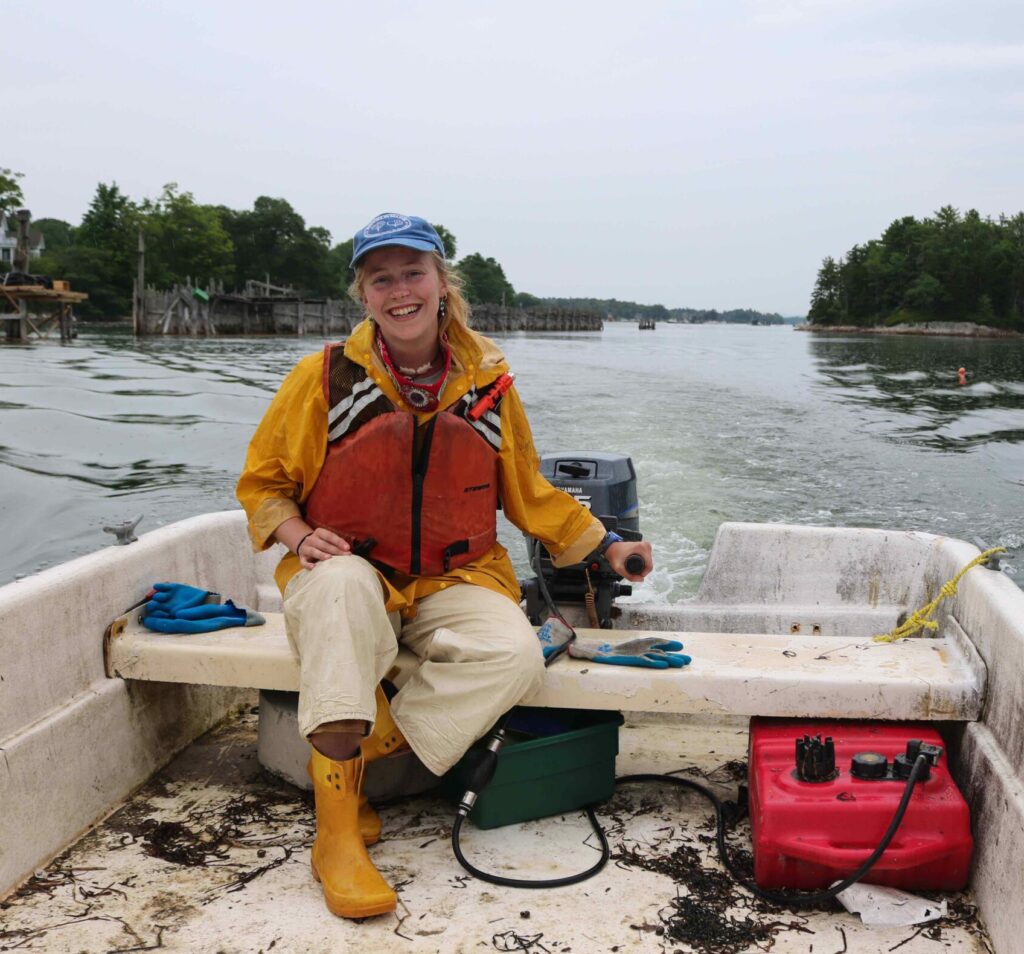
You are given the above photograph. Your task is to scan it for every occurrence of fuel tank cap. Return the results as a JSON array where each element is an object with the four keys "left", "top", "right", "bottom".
[{"left": 850, "top": 751, "right": 888, "bottom": 780}]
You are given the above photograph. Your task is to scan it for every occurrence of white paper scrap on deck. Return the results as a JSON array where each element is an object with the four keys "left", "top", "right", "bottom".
[{"left": 834, "top": 882, "right": 948, "bottom": 927}]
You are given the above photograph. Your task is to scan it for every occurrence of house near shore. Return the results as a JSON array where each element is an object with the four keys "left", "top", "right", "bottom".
[{"left": 0, "top": 212, "right": 45, "bottom": 269}]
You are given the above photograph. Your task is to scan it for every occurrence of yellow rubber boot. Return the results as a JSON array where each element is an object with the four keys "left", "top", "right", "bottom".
[
  {"left": 360, "top": 683, "right": 409, "bottom": 763},
  {"left": 307, "top": 756, "right": 381, "bottom": 845},
  {"left": 358, "top": 794, "right": 382, "bottom": 845},
  {"left": 309, "top": 748, "right": 396, "bottom": 918}
]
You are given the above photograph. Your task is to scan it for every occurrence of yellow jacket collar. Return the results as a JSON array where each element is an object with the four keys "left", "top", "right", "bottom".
[{"left": 343, "top": 318, "right": 508, "bottom": 392}]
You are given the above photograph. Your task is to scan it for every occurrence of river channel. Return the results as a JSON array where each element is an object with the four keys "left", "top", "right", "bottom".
[{"left": 1, "top": 322, "right": 1021, "bottom": 598}]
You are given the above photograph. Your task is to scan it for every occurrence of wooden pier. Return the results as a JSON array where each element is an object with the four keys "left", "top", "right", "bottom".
[{"left": 1, "top": 284, "right": 88, "bottom": 343}]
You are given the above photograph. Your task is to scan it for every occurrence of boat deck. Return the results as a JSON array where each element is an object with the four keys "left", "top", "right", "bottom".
[{"left": 0, "top": 708, "right": 993, "bottom": 954}]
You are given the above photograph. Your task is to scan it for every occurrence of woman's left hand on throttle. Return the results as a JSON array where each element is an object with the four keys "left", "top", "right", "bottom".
[
  {"left": 298, "top": 527, "right": 352, "bottom": 570},
  {"left": 605, "top": 540, "right": 654, "bottom": 582}
]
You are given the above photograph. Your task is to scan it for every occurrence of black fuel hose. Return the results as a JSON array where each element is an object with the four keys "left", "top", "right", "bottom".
[
  {"left": 450, "top": 629, "right": 611, "bottom": 889},
  {"left": 453, "top": 753, "right": 930, "bottom": 902},
  {"left": 530, "top": 538, "right": 561, "bottom": 621},
  {"left": 451, "top": 807, "right": 610, "bottom": 889},
  {"left": 451, "top": 714, "right": 610, "bottom": 888}
]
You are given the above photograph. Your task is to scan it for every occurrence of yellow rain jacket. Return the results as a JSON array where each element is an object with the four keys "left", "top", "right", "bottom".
[{"left": 237, "top": 318, "right": 606, "bottom": 616}]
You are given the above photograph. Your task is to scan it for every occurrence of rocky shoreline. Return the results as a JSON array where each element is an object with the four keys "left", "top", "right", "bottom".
[{"left": 796, "top": 321, "right": 1022, "bottom": 338}]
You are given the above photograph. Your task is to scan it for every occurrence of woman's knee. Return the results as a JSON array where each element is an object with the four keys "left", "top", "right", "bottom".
[
  {"left": 286, "top": 555, "right": 383, "bottom": 609},
  {"left": 310, "top": 554, "right": 381, "bottom": 590},
  {"left": 284, "top": 556, "right": 396, "bottom": 661},
  {"left": 503, "top": 619, "right": 546, "bottom": 693}
]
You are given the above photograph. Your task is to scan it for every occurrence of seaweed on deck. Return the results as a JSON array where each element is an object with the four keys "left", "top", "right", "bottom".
[{"left": 609, "top": 766, "right": 993, "bottom": 954}]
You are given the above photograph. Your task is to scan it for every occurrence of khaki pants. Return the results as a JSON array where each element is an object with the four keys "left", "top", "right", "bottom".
[{"left": 283, "top": 556, "right": 545, "bottom": 776}]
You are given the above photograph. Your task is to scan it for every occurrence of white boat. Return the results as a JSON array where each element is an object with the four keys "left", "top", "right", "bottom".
[{"left": 1, "top": 512, "right": 1021, "bottom": 952}]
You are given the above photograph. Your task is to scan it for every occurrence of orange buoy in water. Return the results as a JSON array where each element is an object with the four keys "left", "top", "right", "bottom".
[{"left": 958, "top": 367, "right": 967, "bottom": 385}]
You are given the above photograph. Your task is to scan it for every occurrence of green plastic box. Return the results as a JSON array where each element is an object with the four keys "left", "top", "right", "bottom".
[{"left": 441, "top": 707, "right": 624, "bottom": 829}]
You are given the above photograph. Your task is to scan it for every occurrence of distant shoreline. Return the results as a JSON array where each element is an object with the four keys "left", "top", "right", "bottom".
[{"left": 796, "top": 321, "right": 1023, "bottom": 339}]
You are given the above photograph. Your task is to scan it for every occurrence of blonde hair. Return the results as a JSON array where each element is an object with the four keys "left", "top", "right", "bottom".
[{"left": 348, "top": 251, "right": 470, "bottom": 336}]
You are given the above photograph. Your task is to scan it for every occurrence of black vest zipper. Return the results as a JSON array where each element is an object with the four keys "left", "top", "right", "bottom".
[{"left": 410, "top": 415, "right": 438, "bottom": 576}]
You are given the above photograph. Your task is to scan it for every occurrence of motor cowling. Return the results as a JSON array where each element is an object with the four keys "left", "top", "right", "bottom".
[{"left": 522, "top": 452, "right": 642, "bottom": 627}]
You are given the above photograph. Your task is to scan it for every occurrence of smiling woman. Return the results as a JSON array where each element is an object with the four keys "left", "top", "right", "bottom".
[{"left": 234, "top": 211, "right": 652, "bottom": 919}]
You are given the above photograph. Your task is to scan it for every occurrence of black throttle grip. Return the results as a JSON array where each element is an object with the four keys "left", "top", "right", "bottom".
[{"left": 625, "top": 554, "right": 647, "bottom": 576}]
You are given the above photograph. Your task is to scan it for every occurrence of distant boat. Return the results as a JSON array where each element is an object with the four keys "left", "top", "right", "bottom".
[{"left": 638, "top": 319, "right": 656, "bottom": 330}]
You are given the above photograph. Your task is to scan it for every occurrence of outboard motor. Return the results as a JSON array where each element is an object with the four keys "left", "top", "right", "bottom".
[{"left": 522, "top": 452, "right": 642, "bottom": 628}]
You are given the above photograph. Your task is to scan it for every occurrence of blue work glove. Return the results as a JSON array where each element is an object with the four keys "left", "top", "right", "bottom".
[
  {"left": 568, "top": 636, "right": 691, "bottom": 669},
  {"left": 145, "top": 582, "right": 219, "bottom": 618},
  {"left": 536, "top": 617, "right": 575, "bottom": 659},
  {"left": 143, "top": 600, "right": 265, "bottom": 634},
  {"left": 142, "top": 583, "right": 265, "bottom": 634}
]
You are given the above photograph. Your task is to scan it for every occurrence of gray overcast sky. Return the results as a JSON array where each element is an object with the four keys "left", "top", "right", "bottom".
[{"left": 7, "top": 0, "right": 1024, "bottom": 314}]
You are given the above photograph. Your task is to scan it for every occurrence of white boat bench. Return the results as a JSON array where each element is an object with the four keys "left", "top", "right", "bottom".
[{"left": 105, "top": 608, "right": 985, "bottom": 722}]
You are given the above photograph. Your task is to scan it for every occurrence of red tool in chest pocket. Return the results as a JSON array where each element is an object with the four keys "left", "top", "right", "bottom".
[{"left": 748, "top": 719, "right": 973, "bottom": 891}]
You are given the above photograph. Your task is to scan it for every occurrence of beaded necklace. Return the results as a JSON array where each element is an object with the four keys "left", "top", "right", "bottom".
[{"left": 376, "top": 329, "right": 452, "bottom": 412}]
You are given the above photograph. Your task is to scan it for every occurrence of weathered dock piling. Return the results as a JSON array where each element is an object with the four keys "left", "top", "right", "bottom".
[{"left": 136, "top": 287, "right": 604, "bottom": 336}]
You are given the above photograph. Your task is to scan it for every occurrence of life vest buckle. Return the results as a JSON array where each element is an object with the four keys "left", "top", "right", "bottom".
[{"left": 443, "top": 540, "right": 470, "bottom": 572}]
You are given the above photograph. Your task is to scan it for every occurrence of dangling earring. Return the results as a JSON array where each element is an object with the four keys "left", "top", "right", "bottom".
[{"left": 438, "top": 296, "right": 447, "bottom": 320}]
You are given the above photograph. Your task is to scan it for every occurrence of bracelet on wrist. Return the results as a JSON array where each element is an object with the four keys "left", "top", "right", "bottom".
[{"left": 296, "top": 531, "right": 314, "bottom": 557}]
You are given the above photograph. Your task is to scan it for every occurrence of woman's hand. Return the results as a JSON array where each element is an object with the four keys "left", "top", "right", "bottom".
[
  {"left": 274, "top": 517, "right": 352, "bottom": 571},
  {"left": 296, "top": 527, "right": 352, "bottom": 570},
  {"left": 605, "top": 540, "right": 654, "bottom": 582}
]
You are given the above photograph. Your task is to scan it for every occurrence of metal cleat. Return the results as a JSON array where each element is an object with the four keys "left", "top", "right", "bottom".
[
  {"left": 103, "top": 514, "right": 144, "bottom": 545},
  {"left": 972, "top": 538, "right": 1004, "bottom": 571}
]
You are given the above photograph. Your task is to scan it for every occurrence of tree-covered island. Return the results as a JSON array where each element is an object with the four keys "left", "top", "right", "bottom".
[
  {"left": 5, "top": 173, "right": 786, "bottom": 325},
  {"left": 808, "top": 206, "right": 1024, "bottom": 333}
]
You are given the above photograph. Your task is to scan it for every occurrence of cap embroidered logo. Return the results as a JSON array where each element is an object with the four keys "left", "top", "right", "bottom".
[{"left": 364, "top": 213, "right": 413, "bottom": 236}]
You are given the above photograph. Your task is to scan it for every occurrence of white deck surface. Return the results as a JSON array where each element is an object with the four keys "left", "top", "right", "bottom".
[
  {"left": 0, "top": 708, "right": 992, "bottom": 954},
  {"left": 105, "top": 611, "right": 985, "bottom": 720}
]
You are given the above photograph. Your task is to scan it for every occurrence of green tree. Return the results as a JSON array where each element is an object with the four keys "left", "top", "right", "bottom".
[
  {"left": 1003, "top": 213, "right": 1024, "bottom": 325},
  {"left": 142, "top": 184, "right": 234, "bottom": 287},
  {"left": 433, "top": 223, "right": 457, "bottom": 260},
  {"left": 540, "top": 296, "right": 669, "bottom": 321},
  {"left": 58, "top": 182, "right": 141, "bottom": 317},
  {"left": 514, "top": 291, "right": 543, "bottom": 308},
  {"left": 809, "top": 206, "right": 1024, "bottom": 328},
  {"left": 457, "top": 252, "right": 515, "bottom": 304},
  {"left": 0, "top": 168, "right": 24, "bottom": 216},
  {"left": 35, "top": 245, "right": 126, "bottom": 318},
  {"left": 32, "top": 218, "right": 75, "bottom": 250},
  {"left": 218, "top": 196, "right": 330, "bottom": 294},
  {"left": 78, "top": 183, "right": 138, "bottom": 250},
  {"left": 325, "top": 238, "right": 355, "bottom": 298},
  {"left": 808, "top": 256, "right": 843, "bottom": 324},
  {"left": 902, "top": 272, "right": 948, "bottom": 314}
]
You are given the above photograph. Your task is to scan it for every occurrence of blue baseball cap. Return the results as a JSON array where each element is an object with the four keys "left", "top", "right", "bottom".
[{"left": 351, "top": 213, "right": 446, "bottom": 267}]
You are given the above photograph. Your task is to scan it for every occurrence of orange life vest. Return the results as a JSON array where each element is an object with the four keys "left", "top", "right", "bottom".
[{"left": 303, "top": 344, "right": 502, "bottom": 576}]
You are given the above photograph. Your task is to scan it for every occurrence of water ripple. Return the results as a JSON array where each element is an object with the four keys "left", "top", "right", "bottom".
[{"left": 1, "top": 323, "right": 1022, "bottom": 594}]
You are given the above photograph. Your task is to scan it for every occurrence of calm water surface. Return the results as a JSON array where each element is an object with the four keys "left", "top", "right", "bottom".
[{"left": 1, "top": 323, "right": 1021, "bottom": 599}]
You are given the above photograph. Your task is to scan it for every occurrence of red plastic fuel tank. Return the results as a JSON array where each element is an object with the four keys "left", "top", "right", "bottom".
[{"left": 748, "top": 719, "right": 973, "bottom": 890}]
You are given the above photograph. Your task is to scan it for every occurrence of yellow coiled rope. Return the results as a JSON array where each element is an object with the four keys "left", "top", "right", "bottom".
[{"left": 872, "top": 546, "right": 1007, "bottom": 643}]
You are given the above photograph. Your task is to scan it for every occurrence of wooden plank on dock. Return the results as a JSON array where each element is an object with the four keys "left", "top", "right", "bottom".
[{"left": 0, "top": 285, "right": 89, "bottom": 302}]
